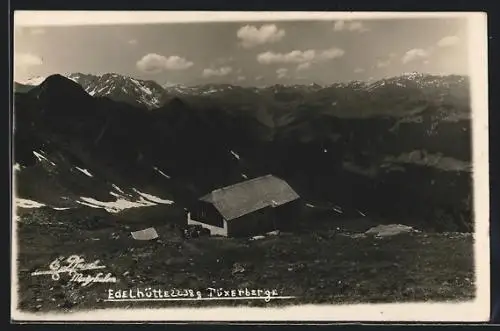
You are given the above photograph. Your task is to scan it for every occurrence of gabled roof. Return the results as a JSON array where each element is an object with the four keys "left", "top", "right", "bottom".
[{"left": 199, "top": 174, "right": 300, "bottom": 221}]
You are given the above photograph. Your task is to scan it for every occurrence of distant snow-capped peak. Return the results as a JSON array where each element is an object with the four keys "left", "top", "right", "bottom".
[
  {"left": 401, "top": 71, "right": 424, "bottom": 79},
  {"left": 18, "top": 73, "right": 80, "bottom": 86},
  {"left": 19, "top": 73, "right": 168, "bottom": 109},
  {"left": 163, "top": 83, "right": 236, "bottom": 96},
  {"left": 68, "top": 73, "right": 167, "bottom": 108},
  {"left": 162, "top": 82, "right": 182, "bottom": 88},
  {"left": 17, "top": 76, "right": 48, "bottom": 86}
]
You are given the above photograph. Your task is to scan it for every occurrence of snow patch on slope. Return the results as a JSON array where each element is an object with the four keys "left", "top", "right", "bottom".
[
  {"left": 112, "top": 184, "right": 125, "bottom": 194},
  {"left": 76, "top": 197, "right": 157, "bottom": 213},
  {"left": 76, "top": 188, "right": 173, "bottom": 213},
  {"left": 153, "top": 166, "right": 171, "bottom": 179},
  {"left": 132, "top": 78, "right": 153, "bottom": 95},
  {"left": 33, "top": 151, "right": 56, "bottom": 166},
  {"left": 230, "top": 150, "right": 240, "bottom": 160},
  {"left": 332, "top": 206, "right": 343, "bottom": 214},
  {"left": 16, "top": 198, "right": 46, "bottom": 209},
  {"left": 75, "top": 166, "right": 93, "bottom": 177},
  {"left": 132, "top": 189, "right": 174, "bottom": 204}
]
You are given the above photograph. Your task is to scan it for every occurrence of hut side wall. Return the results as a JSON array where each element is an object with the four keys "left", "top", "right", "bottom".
[
  {"left": 188, "top": 218, "right": 228, "bottom": 236},
  {"left": 226, "top": 207, "right": 277, "bottom": 237},
  {"left": 190, "top": 201, "right": 224, "bottom": 228}
]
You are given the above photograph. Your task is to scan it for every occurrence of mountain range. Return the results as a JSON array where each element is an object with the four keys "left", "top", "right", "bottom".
[
  {"left": 15, "top": 72, "right": 469, "bottom": 112},
  {"left": 13, "top": 72, "right": 473, "bottom": 232}
]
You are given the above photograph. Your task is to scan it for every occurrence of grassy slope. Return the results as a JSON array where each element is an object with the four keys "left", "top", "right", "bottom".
[{"left": 15, "top": 207, "right": 474, "bottom": 313}]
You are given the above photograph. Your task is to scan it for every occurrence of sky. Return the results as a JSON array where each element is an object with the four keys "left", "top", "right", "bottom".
[{"left": 13, "top": 17, "right": 469, "bottom": 86}]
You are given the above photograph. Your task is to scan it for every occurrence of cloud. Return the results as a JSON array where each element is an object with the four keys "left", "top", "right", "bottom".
[
  {"left": 437, "top": 35, "right": 460, "bottom": 47},
  {"left": 354, "top": 67, "right": 365, "bottom": 73},
  {"left": 137, "top": 54, "right": 166, "bottom": 73},
  {"left": 376, "top": 59, "right": 391, "bottom": 68},
  {"left": 401, "top": 48, "right": 430, "bottom": 64},
  {"left": 237, "top": 24, "right": 285, "bottom": 48},
  {"left": 257, "top": 50, "right": 315, "bottom": 64},
  {"left": 257, "top": 47, "right": 344, "bottom": 65},
  {"left": 333, "top": 20, "right": 370, "bottom": 33},
  {"left": 202, "top": 66, "right": 233, "bottom": 78},
  {"left": 15, "top": 52, "right": 43, "bottom": 69},
  {"left": 318, "top": 47, "right": 345, "bottom": 60},
  {"left": 136, "top": 53, "right": 193, "bottom": 73},
  {"left": 297, "top": 62, "right": 311, "bottom": 71},
  {"left": 255, "top": 76, "right": 263, "bottom": 81},
  {"left": 276, "top": 68, "right": 288, "bottom": 79},
  {"left": 237, "top": 76, "right": 246, "bottom": 81},
  {"left": 128, "top": 39, "right": 138, "bottom": 45},
  {"left": 29, "top": 28, "right": 46, "bottom": 35},
  {"left": 163, "top": 56, "right": 194, "bottom": 70}
]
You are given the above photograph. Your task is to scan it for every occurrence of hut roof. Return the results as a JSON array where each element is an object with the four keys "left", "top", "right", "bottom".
[{"left": 199, "top": 174, "right": 300, "bottom": 221}]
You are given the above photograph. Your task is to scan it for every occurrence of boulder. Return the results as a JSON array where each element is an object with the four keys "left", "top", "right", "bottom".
[{"left": 365, "top": 224, "right": 418, "bottom": 238}]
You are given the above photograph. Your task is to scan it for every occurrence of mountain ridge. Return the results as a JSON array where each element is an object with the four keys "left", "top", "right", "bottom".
[
  {"left": 14, "top": 72, "right": 469, "bottom": 111},
  {"left": 16, "top": 71, "right": 468, "bottom": 89}
]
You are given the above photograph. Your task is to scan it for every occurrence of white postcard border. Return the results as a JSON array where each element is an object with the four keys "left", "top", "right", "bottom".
[{"left": 10, "top": 11, "right": 490, "bottom": 322}]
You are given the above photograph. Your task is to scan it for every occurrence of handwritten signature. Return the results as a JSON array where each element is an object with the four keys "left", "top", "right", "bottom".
[{"left": 31, "top": 255, "right": 117, "bottom": 286}]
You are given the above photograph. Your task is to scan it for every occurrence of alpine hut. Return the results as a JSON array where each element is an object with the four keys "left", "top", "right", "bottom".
[{"left": 187, "top": 174, "right": 300, "bottom": 237}]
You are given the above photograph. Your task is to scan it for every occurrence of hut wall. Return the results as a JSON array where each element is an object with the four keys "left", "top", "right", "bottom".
[
  {"left": 226, "top": 207, "right": 277, "bottom": 237},
  {"left": 189, "top": 201, "right": 224, "bottom": 227}
]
